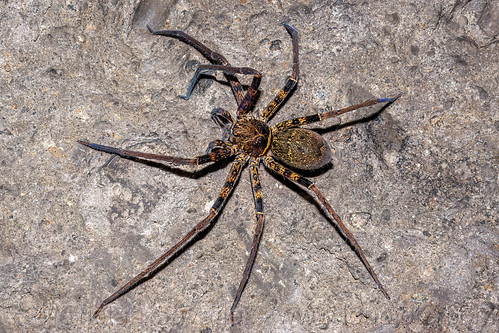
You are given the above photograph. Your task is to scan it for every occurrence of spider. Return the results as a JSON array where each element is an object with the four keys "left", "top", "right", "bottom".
[{"left": 79, "top": 23, "right": 398, "bottom": 321}]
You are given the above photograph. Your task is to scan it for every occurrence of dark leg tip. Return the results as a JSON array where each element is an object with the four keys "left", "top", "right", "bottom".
[
  {"left": 146, "top": 24, "right": 156, "bottom": 34},
  {"left": 93, "top": 304, "right": 104, "bottom": 318},
  {"left": 377, "top": 94, "right": 402, "bottom": 103},
  {"left": 77, "top": 140, "right": 91, "bottom": 147},
  {"left": 283, "top": 23, "right": 296, "bottom": 34},
  {"left": 381, "top": 286, "right": 391, "bottom": 300}
]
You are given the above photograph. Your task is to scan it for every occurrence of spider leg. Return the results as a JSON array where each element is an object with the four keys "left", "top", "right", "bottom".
[
  {"left": 178, "top": 64, "right": 261, "bottom": 117},
  {"left": 263, "top": 156, "right": 390, "bottom": 299},
  {"left": 147, "top": 25, "right": 245, "bottom": 105},
  {"left": 93, "top": 154, "right": 249, "bottom": 318},
  {"left": 78, "top": 140, "right": 233, "bottom": 166},
  {"left": 230, "top": 158, "right": 264, "bottom": 322},
  {"left": 204, "top": 139, "right": 231, "bottom": 154},
  {"left": 261, "top": 23, "right": 299, "bottom": 121},
  {"left": 274, "top": 94, "right": 401, "bottom": 131}
]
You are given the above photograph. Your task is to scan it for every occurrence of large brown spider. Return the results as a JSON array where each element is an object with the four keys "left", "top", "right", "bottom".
[{"left": 79, "top": 23, "right": 398, "bottom": 321}]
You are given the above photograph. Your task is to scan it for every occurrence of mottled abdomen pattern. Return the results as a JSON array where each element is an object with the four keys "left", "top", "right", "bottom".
[{"left": 271, "top": 128, "right": 332, "bottom": 170}]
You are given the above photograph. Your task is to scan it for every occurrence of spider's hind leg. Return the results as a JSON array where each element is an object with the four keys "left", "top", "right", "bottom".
[
  {"left": 93, "top": 155, "right": 250, "bottom": 318},
  {"left": 263, "top": 156, "right": 390, "bottom": 299},
  {"left": 230, "top": 158, "right": 265, "bottom": 322}
]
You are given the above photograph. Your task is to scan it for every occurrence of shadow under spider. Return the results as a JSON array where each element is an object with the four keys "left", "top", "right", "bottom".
[{"left": 311, "top": 98, "right": 393, "bottom": 135}]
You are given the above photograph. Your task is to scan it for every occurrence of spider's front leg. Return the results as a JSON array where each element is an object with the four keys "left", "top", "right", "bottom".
[
  {"left": 179, "top": 65, "right": 261, "bottom": 101},
  {"left": 179, "top": 64, "right": 262, "bottom": 118},
  {"left": 147, "top": 25, "right": 245, "bottom": 105}
]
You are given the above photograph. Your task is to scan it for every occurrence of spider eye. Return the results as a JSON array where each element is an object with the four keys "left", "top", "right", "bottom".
[{"left": 271, "top": 128, "right": 332, "bottom": 170}]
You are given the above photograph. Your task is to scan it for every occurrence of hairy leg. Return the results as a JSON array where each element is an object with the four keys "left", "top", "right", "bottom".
[
  {"left": 148, "top": 25, "right": 245, "bottom": 104},
  {"left": 230, "top": 158, "right": 265, "bottom": 321},
  {"left": 273, "top": 95, "right": 401, "bottom": 131},
  {"left": 93, "top": 155, "right": 250, "bottom": 317},
  {"left": 78, "top": 140, "right": 233, "bottom": 166},
  {"left": 263, "top": 156, "right": 390, "bottom": 299}
]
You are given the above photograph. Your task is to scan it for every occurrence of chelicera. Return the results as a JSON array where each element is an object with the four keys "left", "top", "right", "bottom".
[{"left": 79, "top": 23, "right": 398, "bottom": 321}]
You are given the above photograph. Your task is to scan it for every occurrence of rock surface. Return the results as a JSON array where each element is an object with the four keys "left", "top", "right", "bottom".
[{"left": 1, "top": 0, "right": 497, "bottom": 332}]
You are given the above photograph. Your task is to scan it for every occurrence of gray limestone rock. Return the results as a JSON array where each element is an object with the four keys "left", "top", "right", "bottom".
[{"left": 1, "top": 0, "right": 497, "bottom": 332}]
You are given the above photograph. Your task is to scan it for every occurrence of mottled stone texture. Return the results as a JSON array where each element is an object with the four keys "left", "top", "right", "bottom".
[{"left": 1, "top": 1, "right": 497, "bottom": 332}]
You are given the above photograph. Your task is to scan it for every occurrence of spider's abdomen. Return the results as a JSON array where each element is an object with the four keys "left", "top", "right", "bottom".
[
  {"left": 230, "top": 118, "right": 271, "bottom": 157},
  {"left": 271, "top": 128, "right": 332, "bottom": 170}
]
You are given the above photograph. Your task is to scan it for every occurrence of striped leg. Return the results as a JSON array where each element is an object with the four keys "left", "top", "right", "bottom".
[
  {"left": 273, "top": 95, "right": 401, "bottom": 131},
  {"left": 177, "top": 64, "right": 262, "bottom": 118},
  {"left": 147, "top": 25, "right": 245, "bottom": 104},
  {"left": 263, "top": 156, "right": 390, "bottom": 299},
  {"left": 78, "top": 140, "right": 233, "bottom": 166},
  {"left": 93, "top": 155, "right": 249, "bottom": 317},
  {"left": 261, "top": 23, "right": 299, "bottom": 121},
  {"left": 230, "top": 158, "right": 265, "bottom": 321}
]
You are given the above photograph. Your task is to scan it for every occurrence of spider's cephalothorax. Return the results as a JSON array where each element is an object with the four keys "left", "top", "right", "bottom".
[
  {"left": 230, "top": 118, "right": 271, "bottom": 157},
  {"left": 80, "top": 23, "right": 399, "bottom": 322}
]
